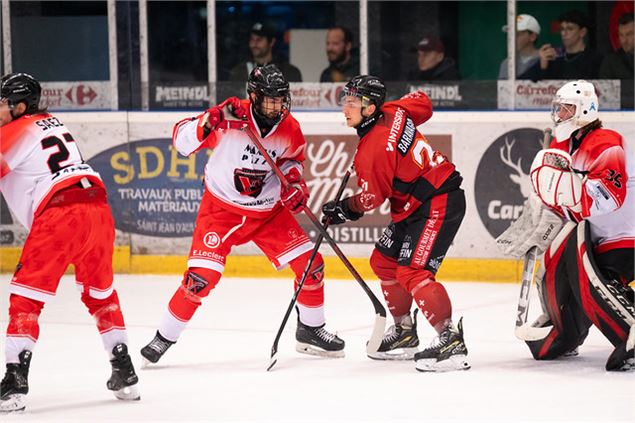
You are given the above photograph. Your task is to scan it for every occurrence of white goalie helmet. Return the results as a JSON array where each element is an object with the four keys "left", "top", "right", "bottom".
[{"left": 551, "top": 80, "right": 599, "bottom": 142}]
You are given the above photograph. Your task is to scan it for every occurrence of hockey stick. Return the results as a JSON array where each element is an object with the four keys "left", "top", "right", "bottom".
[
  {"left": 267, "top": 170, "right": 351, "bottom": 371},
  {"left": 241, "top": 126, "right": 387, "bottom": 356},
  {"left": 513, "top": 128, "right": 553, "bottom": 341}
]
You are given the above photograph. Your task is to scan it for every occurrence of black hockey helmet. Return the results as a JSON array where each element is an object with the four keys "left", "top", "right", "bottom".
[
  {"left": 339, "top": 75, "right": 386, "bottom": 108},
  {"left": 1, "top": 73, "right": 42, "bottom": 115},
  {"left": 247, "top": 64, "right": 290, "bottom": 126}
]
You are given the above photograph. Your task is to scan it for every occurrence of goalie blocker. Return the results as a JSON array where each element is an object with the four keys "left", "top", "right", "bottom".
[{"left": 525, "top": 221, "right": 635, "bottom": 371}]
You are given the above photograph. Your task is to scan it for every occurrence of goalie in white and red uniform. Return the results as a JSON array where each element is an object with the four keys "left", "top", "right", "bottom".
[
  {"left": 323, "top": 75, "right": 469, "bottom": 372},
  {"left": 503, "top": 80, "right": 634, "bottom": 371},
  {"left": 0, "top": 73, "right": 139, "bottom": 412},
  {"left": 140, "top": 65, "right": 344, "bottom": 364}
]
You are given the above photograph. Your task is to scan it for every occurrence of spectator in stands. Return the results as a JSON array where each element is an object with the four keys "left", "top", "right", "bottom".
[
  {"left": 407, "top": 36, "right": 460, "bottom": 81},
  {"left": 229, "top": 22, "right": 302, "bottom": 83},
  {"left": 320, "top": 26, "right": 359, "bottom": 82},
  {"left": 498, "top": 14, "right": 541, "bottom": 79},
  {"left": 599, "top": 13, "right": 634, "bottom": 79},
  {"left": 524, "top": 10, "right": 603, "bottom": 80}
]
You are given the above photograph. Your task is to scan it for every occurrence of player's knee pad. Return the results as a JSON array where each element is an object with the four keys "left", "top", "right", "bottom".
[
  {"left": 7, "top": 294, "right": 43, "bottom": 338},
  {"left": 370, "top": 249, "right": 397, "bottom": 282},
  {"left": 290, "top": 252, "right": 325, "bottom": 307},
  {"left": 395, "top": 266, "right": 436, "bottom": 294},
  {"left": 179, "top": 267, "right": 220, "bottom": 304}
]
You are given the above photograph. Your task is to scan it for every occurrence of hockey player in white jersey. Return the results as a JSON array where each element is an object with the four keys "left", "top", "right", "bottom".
[
  {"left": 140, "top": 64, "right": 345, "bottom": 365},
  {"left": 0, "top": 73, "right": 139, "bottom": 412}
]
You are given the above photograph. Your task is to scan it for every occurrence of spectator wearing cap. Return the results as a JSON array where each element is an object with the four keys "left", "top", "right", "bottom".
[
  {"left": 525, "top": 10, "right": 603, "bottom": 80},
  {"left": 498, "top": 14, "right": 541, "bottom": 79},
  {"left": 229, "top": 22, "right": 302, "bottom": 83},
  {"left": 319, "top": 26, "right": 359, "bottom": 82},
  {"left": 407, "top": 36, "right": 460, "bottom": 81},
  {"left": 599, "top": 13, "right": 634, "bottom": 79}
]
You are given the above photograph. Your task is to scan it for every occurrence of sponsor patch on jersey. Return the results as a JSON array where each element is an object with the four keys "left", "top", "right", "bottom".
[
  {"left": 396, "top": 118, "right": 417, "bottom": 157},
  {"left": 203, "top": 232, "right": 221, "bottom": 249}
]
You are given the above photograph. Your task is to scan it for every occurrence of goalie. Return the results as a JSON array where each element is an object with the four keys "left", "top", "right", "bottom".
[{"left": 497, "top": 80, "right": 634, "bottom": 371}]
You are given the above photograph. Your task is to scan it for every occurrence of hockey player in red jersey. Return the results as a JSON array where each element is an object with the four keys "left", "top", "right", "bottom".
[
  {"left": 0, "top": 73, "right": 139, "bottom": 412},
  {"left": 519, "top": 80, "right": 634, "bottom": 370},
  {"left": 140, "top": 64, "right": 344, "bottom": 364},
  {"left": 322, "top": 75, "right": 469, "bottom": 372}
]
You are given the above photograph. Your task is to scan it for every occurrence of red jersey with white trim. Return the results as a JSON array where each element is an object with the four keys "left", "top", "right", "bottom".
[
  {"left": 550, "top": 128, "right": 635, "bottom": 247},
  {"left": 172, "top": 99, "right": 306, "bottom": 218},
  {"left": 350, "top": 91, "right": 457, "bottom": 222},
  {"left": 0, "top": 113, "right": 104, "bottom": 229}
]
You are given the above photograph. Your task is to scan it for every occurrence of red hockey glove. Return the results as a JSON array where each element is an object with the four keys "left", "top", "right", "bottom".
[
  {"left": 280, "top": 167, "right": 309, "bottom": 214},
  {"left": 199, "top": 97, "right": 248, "bottom": 138}
]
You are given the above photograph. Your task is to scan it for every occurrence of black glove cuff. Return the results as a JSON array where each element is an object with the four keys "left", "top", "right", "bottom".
[{"left": 342, "top": 198, "right": 364, "bottom": 221}]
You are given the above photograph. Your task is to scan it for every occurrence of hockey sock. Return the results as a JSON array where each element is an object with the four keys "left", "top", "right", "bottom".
[
  {"left": 291, "top": 252, "right": 325, "bottom": 326},
  {"left": 159, "top": 268, "right": 221, "bottom": 341},
  {"left": 398, "top": 268, "right": 452, "bottom": 332},
  {"left": 6, "top": 294, "right": 42, "bottom": 363},
  {"left": 380, "top": 279, "right": 413, "bottom": 321},
  {"left": 81, "top": 290, "right": 128, "bottom": 357}
]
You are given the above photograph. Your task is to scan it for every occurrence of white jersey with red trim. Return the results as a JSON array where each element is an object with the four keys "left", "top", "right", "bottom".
[
  {"left": 0, "top": 113, "right": 103, "bottom": 229},
  {"left": 172, "top": 99, "right": 306, "bottom": 218},
  {"left": 550, "top": 128, "right": 635, "bottom": 247}
]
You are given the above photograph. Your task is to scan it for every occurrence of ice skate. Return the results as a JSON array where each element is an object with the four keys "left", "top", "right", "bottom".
[
  {"left": 414, "top": 317, "right": 470, "bottom": 372},
  {"left": 0, "top": 350, "right": 32, "bottom": 413},
  {"left": 296, "top": 318, "right": 345, "bottom": 358},
  {"left": 107, "top": 344, "right": 140, "bottom": 401},
  {"left": 140, "top": 331, "right": 175, "bottom": 366},
  {"left": 368, "top": 309, "right": 419, "bottom": 360}
]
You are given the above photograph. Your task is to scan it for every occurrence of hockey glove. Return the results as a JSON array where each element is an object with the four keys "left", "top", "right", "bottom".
[
  {"left": 322, "top": 197, "right": 364, "bottom": 225},
  {"left": 280, "top": 167, "right": 309, "bottom": 214},
  {"left": 199, "top": 97, "right": 248, "bottom": 138}
]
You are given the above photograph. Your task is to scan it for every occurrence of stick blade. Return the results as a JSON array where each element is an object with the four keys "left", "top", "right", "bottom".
[
  {"left": 365, "top": 314, "right": 387, "bottom": 354},
  {"left": 514, "top": 323, "right": 552, "bottom": 341},
  {"left": 267, "top": 353, "right": 278, "bottom": 371}
]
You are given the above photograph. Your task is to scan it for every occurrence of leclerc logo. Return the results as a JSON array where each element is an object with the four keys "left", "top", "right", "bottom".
[
  {"left": 203, "top": 232, "right": 221, "bottom": 249},
  {"left": 474, "top": 128, "right": 544, "bottom": 238}
]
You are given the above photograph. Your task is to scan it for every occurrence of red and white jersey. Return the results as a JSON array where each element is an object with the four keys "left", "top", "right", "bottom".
[
  {"left": 172, "top": 99, "right": 305, "bottom": 218},
  {"left": 0, "top": 113, "right": 104, "bottom": 229},
  {"left": 350, "top": 91, "right": 456, "bottom": 222},
  {"left": 550, "top": 128, "right": 635, "bottom": 248}
]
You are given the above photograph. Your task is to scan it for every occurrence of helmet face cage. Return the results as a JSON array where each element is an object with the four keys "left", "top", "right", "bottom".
[
  {"left": 247, "top": 65, "right": 290, "bottom": 125},
  {"left": 551, "top": 100, "right": 577, "bottom": 125},
  {"left": 1, "top": 73, "right": 41, "bottom": 115}
]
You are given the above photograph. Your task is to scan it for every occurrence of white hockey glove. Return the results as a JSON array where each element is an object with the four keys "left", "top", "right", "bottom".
[
  {"left": 529, "top": 148, "right": 582, "bottom": 212},
  {"left": 496, "top": 191, "right": 564, "bottom": 258}
]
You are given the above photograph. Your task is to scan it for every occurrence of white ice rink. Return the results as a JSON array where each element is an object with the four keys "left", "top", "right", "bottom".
[{"left": 0, "top": 275, "right": 633, "bottom": 423}]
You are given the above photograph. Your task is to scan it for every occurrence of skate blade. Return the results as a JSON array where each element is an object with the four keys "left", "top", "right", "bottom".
[
  {"left": 113, "top": 384, "right": 141, "bottom": 401},
  {"left": 367, "top": 347, "right": 418, "bottom": 361},
  {"left": 415, "top": 355, "right": 470, "bottom": 372},
  {"left": 296, "top": 342, "right": 345, "bottom": 358},
  {"left": 0, "top": 394, "right": 26, "bottom": 413}
]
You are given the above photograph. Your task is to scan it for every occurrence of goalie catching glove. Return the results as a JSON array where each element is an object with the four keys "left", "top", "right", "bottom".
[
  {"left": 198, "top": 97, "right": 248, "bottom": 139},
  {"left": 529, "top": 148, "right": 582, "bottom": 212},
  {"left": 321, "top": 198, "right": 364, "bottom": 225}
]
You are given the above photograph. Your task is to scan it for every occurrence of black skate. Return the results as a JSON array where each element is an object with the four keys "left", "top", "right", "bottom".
[
  {"left": 605, "top": 324, "right": 634, "bottom": 371},
  {"left": 140, "top": 331, "right": 175, "bottom": 365},
  {"left": 414, "top": 317, "right": 470, "bottom": 372},
  {"left": 296, "top": 319, "right": 345, "bottom": 358},
  {"left": 0, "top": 350, "right": 31, "bottom": 413},
  {"left": 368, "top": 309, "right": 420, "bottom": 360},
  {"left": 107, "top": 344, "right": 140, "bottom": 401}
]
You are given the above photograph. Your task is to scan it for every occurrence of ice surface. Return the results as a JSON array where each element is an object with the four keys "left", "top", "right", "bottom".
[{"left": 1, "top": 275, "right": 633, "bottom": 422}]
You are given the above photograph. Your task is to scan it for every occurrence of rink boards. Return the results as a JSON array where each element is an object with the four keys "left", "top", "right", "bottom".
[{"left": 1, "top": 110, "right": 633, "bottom": 281}]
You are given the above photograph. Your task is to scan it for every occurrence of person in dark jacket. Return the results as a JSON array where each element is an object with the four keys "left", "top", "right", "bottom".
[
  {"left": 319, "top": 26, "right": 360, "bottom": 82},
  {"left": 523, "top": 10, "right": 602, "bottom": 80},
  {"left": 599, "top": 13, "right": 634, "bottom": 79},
  {"left": 407, "top": 36, "right": 460, "bottom": 81}
]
